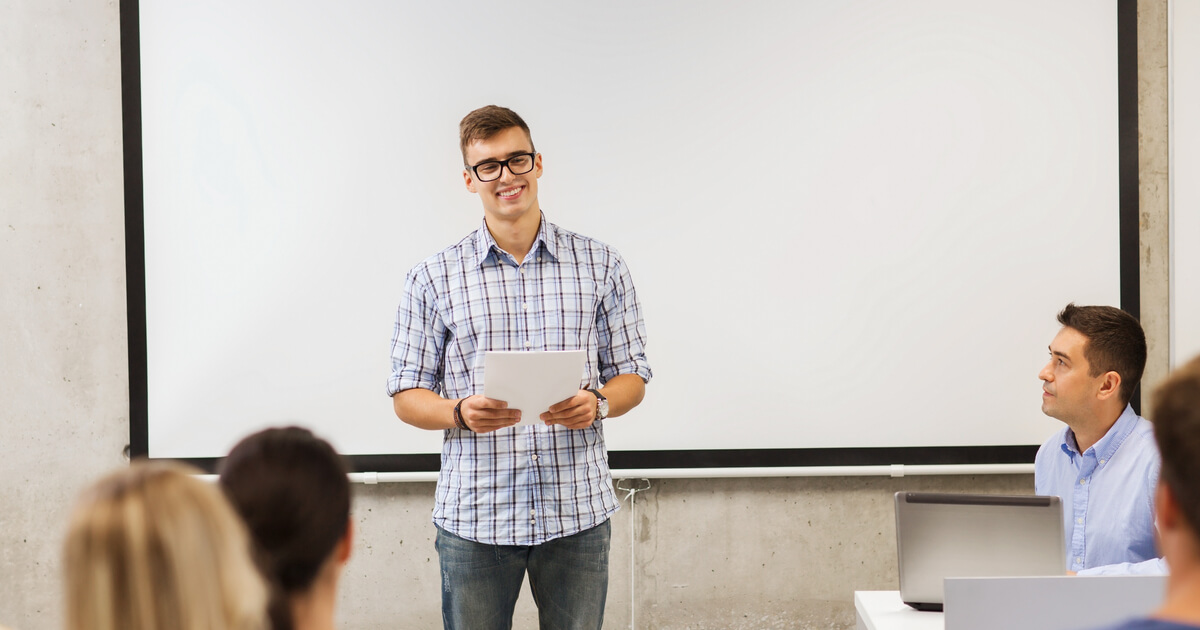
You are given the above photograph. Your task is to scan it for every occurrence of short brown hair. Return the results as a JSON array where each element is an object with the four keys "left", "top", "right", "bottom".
[
  {"left": 1152, "top": 356, "right": 1200, "bottom": 534},
  {"left": 459, "top": 105, "right": 534, "bottom": 162},
  {"left": 1057, "top": 303, "right": 1147, "bottom": 405}
]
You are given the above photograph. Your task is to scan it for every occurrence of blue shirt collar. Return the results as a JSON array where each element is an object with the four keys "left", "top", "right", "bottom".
[
  {"left": 472, "top": 212, "right": 560, "bottom": 267},
  {"left": 1060, "top": 404, "right": 1140, "bottom": 465}
]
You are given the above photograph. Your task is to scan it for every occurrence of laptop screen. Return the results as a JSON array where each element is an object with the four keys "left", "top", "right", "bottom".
[{"left": 894, "top": 492, "right": 1066, "bottom": 611}]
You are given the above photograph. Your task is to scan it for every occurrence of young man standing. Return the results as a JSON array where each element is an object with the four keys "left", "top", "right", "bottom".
[
  {"left": 1035, "top": 303, "right": 1160, "bottom": 574},
  {"left": 387, "top": 105, "right": 652, "bottom": 629},
  {"left": 1096, "top": 355, "right": 1200, "bottom": 629}
]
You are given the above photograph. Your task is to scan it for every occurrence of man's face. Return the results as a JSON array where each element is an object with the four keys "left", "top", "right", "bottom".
[
  {"left": 462, "top": 126, "right": 542, "bottom": 224},
  {"left": 1038, "top": 326, "right": 1103, "bottom": 423}
]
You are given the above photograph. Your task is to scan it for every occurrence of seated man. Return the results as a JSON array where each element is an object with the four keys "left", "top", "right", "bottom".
[
  {"left": 1096, "top": 355, "right": 1200, "bottom": 629},
  {"left": 1035, "top": 303, "right": 1161, "bottom": 574}
]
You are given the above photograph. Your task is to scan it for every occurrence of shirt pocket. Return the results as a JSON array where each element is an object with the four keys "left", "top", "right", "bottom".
[{"left": 541, "top": 276, "right": 599, "bottom": 351}]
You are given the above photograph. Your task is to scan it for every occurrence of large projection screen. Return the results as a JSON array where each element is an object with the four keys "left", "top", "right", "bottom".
[{"left": 123, "top": 1, "right": 1137, "bottom": 473}]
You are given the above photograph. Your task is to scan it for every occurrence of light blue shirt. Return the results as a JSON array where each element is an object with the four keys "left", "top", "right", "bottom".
[
  {"left": 1077, "top": 556, "right": 1167, "bottom": 576},
  {"left": 1034, "top": 404, "right": 1160, "bottom": 573}
]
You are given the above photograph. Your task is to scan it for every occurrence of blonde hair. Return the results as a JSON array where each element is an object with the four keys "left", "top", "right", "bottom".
[{"left": 63, "top": 462, "right": 267, "bottom": 630}]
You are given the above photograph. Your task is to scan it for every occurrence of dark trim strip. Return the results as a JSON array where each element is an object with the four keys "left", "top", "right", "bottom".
[
  {"left": 121, "top": 0, "right": 150, "bottom": 458},
  {"left": 606, "top": 446, "right": 1038, "bottom": 470},
  {"left": 901, "top": 492, "right": 1054, "bottom": 507},
  {"left": 151, "top": 446, "right": 1039, "bottom": 475},
  {"left": 1117, "top": 0, "right": 1141, "bottom": 413}
]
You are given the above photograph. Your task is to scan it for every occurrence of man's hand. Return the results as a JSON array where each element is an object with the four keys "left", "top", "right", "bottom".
[
  {"left": 459, "top": 395, "right": 521, "bottom": 433},
  {"left": 541, "top": 390, "right": 597, "bottom": 429}
]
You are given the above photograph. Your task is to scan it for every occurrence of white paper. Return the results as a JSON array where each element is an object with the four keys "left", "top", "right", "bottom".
[{"left": 483, "top": 350, "right": 587, "bottom": 426}]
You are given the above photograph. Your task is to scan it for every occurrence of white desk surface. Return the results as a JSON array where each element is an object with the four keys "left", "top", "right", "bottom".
[{"left": 854, "top": 591, "right": 943, "bottom": 630}]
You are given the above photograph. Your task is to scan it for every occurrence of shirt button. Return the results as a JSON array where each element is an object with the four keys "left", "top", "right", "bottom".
[
  {"left": 532, "top": 454, "right": 539, "bottom": 461},
  {"left": 1076, "top": 557, "right": 1083, "bottom": 563},
  {"left": 524, "top": 340, "right": 532, "bottom": 348},
  {"left": 1080, "top": 479, "right": 1088, "bottom": 485},
  {"left": 520, "top": 268, "right": 525, "bottom": 275},
  {"left": 522, "top": 303, "right": 529, "bottom": 310},
  {"left": 1077, "top": 518, "right": 1084, "bottom": 524},
  {"left": 1099, "top": 459, "right": 1106, "bottom": 464}
]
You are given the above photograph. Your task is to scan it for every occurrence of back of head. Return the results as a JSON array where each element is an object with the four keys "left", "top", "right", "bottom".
[
  {"left": 1152, "top": 356, "right": 1200, "bottom": 539},
  {"left": 1057, "top": 303, "right": 1147, "bottom": 405},
  {"left": 219, "top": 427, "right": 351, "bottom": 630},
  {"left": 459, "top": 105, "right": 534, "bottom": 162},
  {"left": 63, "top": 461, "right": 266, "bottom": 630}
]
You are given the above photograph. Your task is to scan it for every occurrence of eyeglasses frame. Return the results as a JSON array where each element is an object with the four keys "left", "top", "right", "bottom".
[{"left": 466, "top": 152, "right": 539, "bottom": 182}]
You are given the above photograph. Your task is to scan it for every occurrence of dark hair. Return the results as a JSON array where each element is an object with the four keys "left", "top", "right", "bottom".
[
  {"left": 459, "top": 105, "right": 534, "bottom": 162},
  {"left": 1057, "top": 303, "right": 1147, "bottom": 405},
  {"left": 218, "top": 427, "right": 351, "bottom": 630},
  {"left": 1152, "top": 356, "right": 1200, "bottom": 535}
]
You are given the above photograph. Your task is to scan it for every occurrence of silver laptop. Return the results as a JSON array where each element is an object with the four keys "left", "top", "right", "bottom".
[{"left": 895, "top": 492, "right": 1066, "bottom": 611}]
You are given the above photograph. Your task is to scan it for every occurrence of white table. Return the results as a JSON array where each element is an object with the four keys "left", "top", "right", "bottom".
[
  {"left": 857, "top": 577, "right": 1163, "bottom": 630},
  {"left": 854, "top": 591, "right": 943, "bottom": 630}
]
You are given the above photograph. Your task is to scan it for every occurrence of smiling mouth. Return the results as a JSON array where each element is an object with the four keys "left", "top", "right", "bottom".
[{"left": 497, "top": 186, "right": 523, "bottom": 199}]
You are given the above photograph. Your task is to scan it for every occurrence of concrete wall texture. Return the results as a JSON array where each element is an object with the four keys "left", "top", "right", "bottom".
[{"left": 0, "top": 1, "right": 1171, "bottom": 629}]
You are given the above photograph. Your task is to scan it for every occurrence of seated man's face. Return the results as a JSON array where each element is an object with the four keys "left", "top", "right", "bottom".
[{"left": 1039, "top": 326, "right": 1102, "bottom": 423}]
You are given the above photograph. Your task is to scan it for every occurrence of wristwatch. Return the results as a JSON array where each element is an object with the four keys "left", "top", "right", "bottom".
[{"left": 586, "top": 388, "right": 609, "bottom": 421}]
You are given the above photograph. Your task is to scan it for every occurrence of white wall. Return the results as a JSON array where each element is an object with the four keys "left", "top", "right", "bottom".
[
  {"left": 1172, "top": 0, "right": 1200, "bottom": 366},
  {"left": 0, "top": 0, "right": 129, "bottom": 624}
]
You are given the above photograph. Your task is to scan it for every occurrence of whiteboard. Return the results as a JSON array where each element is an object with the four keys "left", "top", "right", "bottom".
[
  {"left": 1173, "top": 0, "right": 1200, "bottom": 367},
  {"left": 126, "top": 0, "right": 1129, "bottom": 470}
]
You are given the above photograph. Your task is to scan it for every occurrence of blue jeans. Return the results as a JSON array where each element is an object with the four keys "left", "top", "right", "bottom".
[{"left": 435, "top": 520, "right": 611, "bottom": 630}]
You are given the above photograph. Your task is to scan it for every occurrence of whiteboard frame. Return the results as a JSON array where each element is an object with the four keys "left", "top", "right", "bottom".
[{"left": 119, "top": 0, "right": 1141, "bottom": 475}]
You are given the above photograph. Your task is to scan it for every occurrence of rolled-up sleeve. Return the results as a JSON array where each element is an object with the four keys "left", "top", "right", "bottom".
[
  {"left": 387, "top": 268, "right": 445, "bottom": 396},
  {"left": 595, "top": 254, "right": 652, "bottom": 385}
]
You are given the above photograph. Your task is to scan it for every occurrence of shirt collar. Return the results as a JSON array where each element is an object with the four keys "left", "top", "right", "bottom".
[
  {"left": 472, "top": 212, "right": 561, "bottom": 267},
  {"left": 1060, "top": 404, "right": 1140, "bottom": 464}
]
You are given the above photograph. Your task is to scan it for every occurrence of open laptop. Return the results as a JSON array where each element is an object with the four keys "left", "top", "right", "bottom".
[{"left": 894, "top": 492, "right": 1066, "bottom": 611}]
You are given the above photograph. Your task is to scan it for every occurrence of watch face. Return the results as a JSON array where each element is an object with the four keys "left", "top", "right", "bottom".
[{"left": 589, "top": 389, "right": 609, "bottom": 420}]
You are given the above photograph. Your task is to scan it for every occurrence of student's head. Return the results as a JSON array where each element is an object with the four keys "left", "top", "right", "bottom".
[
  {"left": 1147, "top": 357, "right": 1200, "bottom": 530},
  {"left": 459, "top": 105, "right": 543, "bottom": 225},
  {"left": 218, "top": 427, "right": 352, "bottom": 630},
  {"left": 63, "top": 462, "right": 267, "bottom": 630},
  {"left": 1151, "top": 356, "right": 1200, "bottom": 559},
  {"left": 1039, "top": 303, "right": 1147, "bottom": 423}
]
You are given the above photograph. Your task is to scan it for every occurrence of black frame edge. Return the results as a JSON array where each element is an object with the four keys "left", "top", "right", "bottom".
[
  {"left": 163, "top": 446, "right": 1039, "bottom": 476},
  {"left": 121, "top": 0, "right": 150, "bottom": 458},
  {"left": 1117, "top": 0, "right": 1141, "bottom": 412}
]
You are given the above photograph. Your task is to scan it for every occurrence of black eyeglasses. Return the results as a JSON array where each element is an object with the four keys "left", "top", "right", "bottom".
[{"left": 467, "top": 152, "right": 538, "bottom": 182}]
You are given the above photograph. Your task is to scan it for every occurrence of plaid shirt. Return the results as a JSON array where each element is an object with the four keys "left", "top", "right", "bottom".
[{"left": 388, "top": 214, "right": 652, "bottom": 545}]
